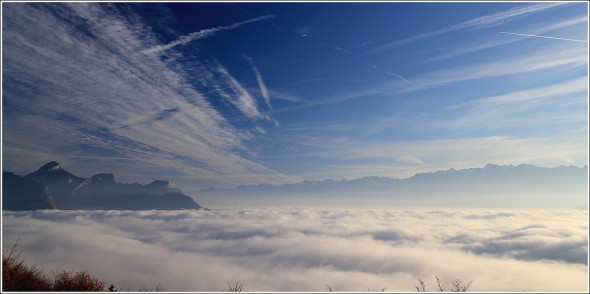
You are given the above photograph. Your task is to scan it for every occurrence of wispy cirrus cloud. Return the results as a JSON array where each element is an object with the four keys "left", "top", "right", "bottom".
[
  {"left": 266, "top": 26, "right": 587, "bottom": 182},
  {"left": 499, "top": 31, "right": 588, "bottom": 43},
  {"left": 419, "top": 15, "right": 588, "bottom": 64},
  {"left": 268, "top": 89, "right": 305, "bottom": 103},
  {"left": 440, "top": 76, "right": 588, "bottom": 137},
  {"left": 475, "top": 76, "right": 588, "bottom": 104},
  {"left": 397, "top": 45, "right": 587, "bottom": 94},
  {"left": 277, "top": 41, "right": 587, "bottom": 110},
  {"left": 385, "top": 72, "right": 412, "bottom": 84},
  {"left": 370, "top": 2, "right": 568, "bottom": 53},
  {"left": 2, "top": 3, "right": 284, "bottom": 188},
  {"left": 291, "top": 135, "right": 587, "bottom": 175},
  {"left": 140, "top": 14, "right": 276, "bottom": 55},
  {"left": 454, "top": 2, "right": 567, "bottom": 29},
  {"left": 214, "top": 63, "right": 266, "bottom": 121},
  {"left": 243, "top": 55, "right": 272, "bottom": 109}
]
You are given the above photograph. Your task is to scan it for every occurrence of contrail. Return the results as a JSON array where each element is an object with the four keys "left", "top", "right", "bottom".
[
  {"left": 371, "top": 2, "right": 567, "bottom": 53},
  {"left": 386, "top": 72, "right": 413, "bottom": 84},
  {"left": 499, "top": 31, "right": 588, "bottom": 43},
  {"left": 244, "top": 55, "right": 271, "bottom": 109},
  {"left": 141, "top": 15, "right": 276, "bottom": 54}
]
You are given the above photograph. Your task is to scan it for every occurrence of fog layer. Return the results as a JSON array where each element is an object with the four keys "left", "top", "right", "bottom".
[{"left": 2, "top": 207, "right": 587, "bottom": 291}]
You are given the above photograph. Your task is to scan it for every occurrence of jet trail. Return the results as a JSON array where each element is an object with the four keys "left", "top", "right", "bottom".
[
  {"left": 141, "top": 15, "right": 276, "bottom": 54},
  {"left": 499, "top": 31, "right": 588, "bottom": 43},
  {"left": 386, "top": 72, "right": 413, "bottom": 84}
]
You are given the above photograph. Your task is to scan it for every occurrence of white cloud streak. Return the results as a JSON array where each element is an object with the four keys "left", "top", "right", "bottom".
[
  {"left": 269, "top": 41, "right": 588, "bottom": 182},
  {"left": 272, "top": 118, "right": 588, "bottom": 183},
  {"left": 268, "top": 89, "right": 305, "bottom": 103},
  {"left": 370, "top": 2, "right": 568, "bottom": 53},
  {"left": 326, "top": 136, "right": 586, "bottom": 169},
  {"left": 278, "top": 40, "right": 587, "bottom": 112},
  {"left": 2, "top": 208, "right": 587, "bottom": 292},
  {"left": 385, "top": 72, "right": 413, "bottom": 84},
  {"left": 397, "top": 45, "right": 587, "bottom": 94},
  {"left": 420, "top": 15, "right": 588, "bottom": 64},
  {"left": 499, "top": 31, "right": 588, "bottom": 43},
  {"left": 140, "top": 14, "right": 275, "bottom": 55},
  {"left": 244, "top": 55, "right": 272, "bottom": 109},
  {"left": 214, "top": 63, "right": 267, "bottom": 121},
  {"left": 475, "top": 76, "right": 588, "bottom": 104},
  {"left": 454, "top": 2, "right": 567, "bottom": 30}
]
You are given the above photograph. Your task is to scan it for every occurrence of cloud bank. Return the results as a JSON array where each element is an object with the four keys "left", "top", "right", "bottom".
[{"left": 2, "top": 208, "right": 587, "bottom": 291}]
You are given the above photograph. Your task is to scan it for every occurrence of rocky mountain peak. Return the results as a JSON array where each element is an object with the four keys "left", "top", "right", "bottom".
[
  {"left": 38, "top": 161, "right": 63, "bottom": 172},
  {"left": 149, "top": 180, "right": 178, "bottom": 188}
]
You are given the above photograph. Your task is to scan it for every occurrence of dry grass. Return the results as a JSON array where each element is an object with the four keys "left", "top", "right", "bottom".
[
  {"left": 368, "top": 286, "right": 388, "bottom": 292},
  {"left": 223, "top": 282, "right": 243, "bottom": 292},
  {"left": 2, "top": 241, "right": 53, "bottom": 291},
  {"left": 108, "top": 282, "right": 164, "bottom": 292},
  {"left": 2, "top": 241, "right": 105, "bottom": 291},
  {"left": 415, "top": 275, "right": 473, "bottom": 292},
  {"left": 3, "top": 241, "right": 168, "bottom": 292},
  {"left": 52, "top": 269, "right": 105, "bottom": 291}
]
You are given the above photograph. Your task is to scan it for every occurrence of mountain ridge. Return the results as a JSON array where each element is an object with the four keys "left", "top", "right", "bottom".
[
  {"left": 197, "top": 164, "right": 588, "bottom": 208},
  {"left": 201, "top": 163, "right": 587, "bottom": 191},
  {"left": 3, "top": 161, "right": 203, "bottom": 211}
]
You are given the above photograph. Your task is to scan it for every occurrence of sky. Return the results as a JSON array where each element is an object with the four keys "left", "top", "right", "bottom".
[
  {"left": 2, "top": 208, "right": 588, "bottom": 291},
  {"left": 2, "top": 1, "right": 588, "bottom": 192}
]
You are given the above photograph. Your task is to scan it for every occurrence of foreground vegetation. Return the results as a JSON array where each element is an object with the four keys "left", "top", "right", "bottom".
[
  {"left": 2, "top": 242, "right": 163, "bottom": 292},
  {"left": 415, "top": 276, "right": 472, "bottom": 292},
  {"left": 3, "top": 242, "right": 472, "bottom": 292},
  {"left": 2, "top": 242, "right": 104, "bottom": 291}
]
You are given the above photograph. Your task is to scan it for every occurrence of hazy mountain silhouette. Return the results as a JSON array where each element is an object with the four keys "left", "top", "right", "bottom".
[
  {"left": 24, "top": 161, "right": 85, "bottom": 207},
  {"left": 2, "top": 172, "right": 58, "bottom": 210},
  {"left": 2, "top": 161, "right": 202, "bottom": 211},
  {"left": 199, "top": 164, "right": 588, "bottom": 208}
]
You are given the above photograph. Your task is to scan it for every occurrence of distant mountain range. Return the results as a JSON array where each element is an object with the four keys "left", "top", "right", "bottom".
[
  {"left": 198, "top": 164, "right": 589, "bottom": 208},
  {"left": 3, "top": 161, "right": 203, "bottom": 211},
  {"left": 3, "top": 162, "right": 587, "bottom": 210}
]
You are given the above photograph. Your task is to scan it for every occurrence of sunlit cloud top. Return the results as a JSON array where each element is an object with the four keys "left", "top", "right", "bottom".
[{"left": 2, "top": 208, "right": 588, "bottom": 291}]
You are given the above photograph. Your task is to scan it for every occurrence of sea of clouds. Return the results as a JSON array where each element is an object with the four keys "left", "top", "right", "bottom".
[{"left": 2, "top": 207, "right": 588, "bottom": 292}]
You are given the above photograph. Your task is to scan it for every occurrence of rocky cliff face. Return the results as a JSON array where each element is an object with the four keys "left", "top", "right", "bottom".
[
  {"left": 2, "top": 172, "right": 57, "bottom": 210},
  {"left": 24, "top": 161, "right": 85, "bottom": 206}
]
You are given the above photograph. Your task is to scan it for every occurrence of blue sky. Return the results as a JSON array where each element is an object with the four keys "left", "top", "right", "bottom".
[{"left": 2, "top": 2, "right": 588, "bottom": 192}]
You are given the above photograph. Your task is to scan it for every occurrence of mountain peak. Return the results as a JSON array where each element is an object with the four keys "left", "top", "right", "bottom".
[
  {"left": 38, "top": 161, "right": 63, "bottom": 172},
  {"left": 26, "top": 161, "right": 82, "bottom": 182}
]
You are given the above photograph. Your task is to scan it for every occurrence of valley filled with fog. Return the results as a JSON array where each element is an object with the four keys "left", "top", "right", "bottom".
[
  {"left": 2, "top": 206, "right": 587, "bottom": 292},
  {"left": 2, "top": 2, "right": 587, "bottom": 292}
]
